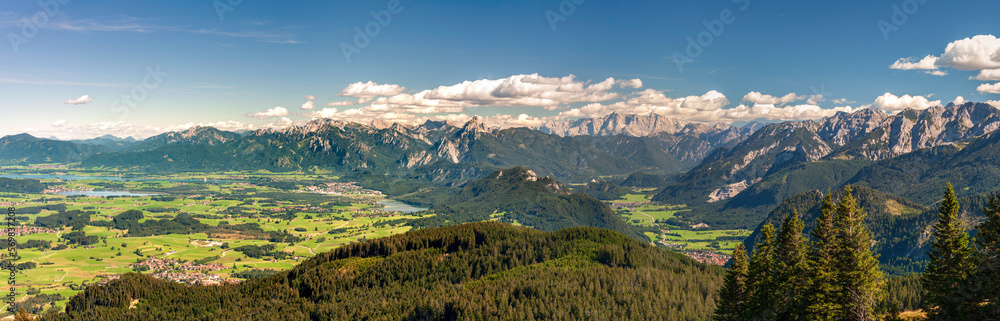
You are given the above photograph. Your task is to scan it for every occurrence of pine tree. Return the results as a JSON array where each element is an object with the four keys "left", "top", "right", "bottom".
[
  {"left": 746, "top": 224, "right": 777, "bottom": 321},
  {"left": 773, "top": 211, "right": 809, "bottom": 320},
  {"left": 923, "top": 183, "right": 975, "bottom": 320},
  {"left": 972, "top": 192, "right": 1000, "bottom": 318},
  {"left": 833, "top": 187, "right": 884, "bottom": 321},
  {"left": 714, "top": 243, "right": 750, "bottom": 321},
  {"left": 805, "top": 193, "right": 841, "bottom": 320}
]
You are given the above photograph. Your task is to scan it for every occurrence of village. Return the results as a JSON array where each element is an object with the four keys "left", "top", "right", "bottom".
[{"left": 305, "top": 182, "right": 383, "bottom": 196}]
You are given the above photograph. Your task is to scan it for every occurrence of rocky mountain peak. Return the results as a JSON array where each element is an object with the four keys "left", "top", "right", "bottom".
[
  {"left": 535, "top": 112, "right": 686, "bottom": 136},
  {"left": 369, "top": 119, "right": 393, "bottom": 129},
  {"left": 458, "top": 116, "right": 490, "bottom": 136}
]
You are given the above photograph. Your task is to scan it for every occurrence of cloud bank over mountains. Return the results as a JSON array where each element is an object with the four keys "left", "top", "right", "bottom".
[{"left": 38, "top": 70, "right": 996, "bottom": 140}]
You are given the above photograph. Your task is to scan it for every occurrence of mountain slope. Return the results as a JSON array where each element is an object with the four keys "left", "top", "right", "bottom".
[
  {"left": 69, "top": 135, "right": 138, "bottom": 151},
  {"left": 412, "top": 167, "right": 646, "bottom": 241},
  {"left": 538, "top": 112, "right": 755, "bottom": 167},
  {"left": 653, "top": 121, "right": 834, "bottom": 205},
  {"left": 126, "top": 126, "right": 241, "bottom": 152},
  {"left": 846, "top": 127, "right": 1000, "bottom": 205},
  {"left": 47, "top": 222, "right": 722, "bottom": 320},
  {"left": 0, "top": 134, "right": 106, "bottom": 164}
]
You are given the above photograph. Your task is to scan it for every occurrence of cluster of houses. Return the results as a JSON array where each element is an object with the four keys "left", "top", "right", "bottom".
[
  {"left": 305, "top": 182, "right": 382, "bottom": 196},
  {"left": 5, "top": 226, "right": 58, "bottom": 236},
  {"left": 150, "top": 271, "right": 240, "bottom": 285},
  {"left": 607, "top": 202, "right": 652, "bottom": 210},
  {"left": 43, "top": 186, "right": 94, "bottom": 194},
  {"left": 130, "top": 257, "right": 227, "bottom": 272},
  {"left": 262, "top": 205, "right": 328, "bottom": 213},
  {"left": 351, "top": 209, "right": 406, "bottom": 217},
  {"left": 681, "top": 251, "right": 731, "bottom": 266}
]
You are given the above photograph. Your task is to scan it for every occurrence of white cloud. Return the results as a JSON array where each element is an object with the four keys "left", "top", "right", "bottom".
[
  {"left": 986, "top": 100, "right": 1000, "bottom": 109},
  {"left": 326, "top": 100, "right": 356, "bottom": 106},
  {"left": 52, "top": 119, "right": 67, "bottom": 127},
  {"left": 556, "top": 90, "right": 848, "bottom": 123},
  {"left": 741, "top": 92, "right": 819, "bottom": 105},
  {"left": 889, "top": 36, "right": 1000, "bottom": 98},
  {"left": 870, "top": 93, "right": 942, "bottom": 113},
  {"left": 892, "top": 35, "right": 1000, "bottom": 72},
  {"left": 483, "top": 113, "right": 546, "bottom": 128},
  {"left": 721, "top": 104, "right": 857, "bottom": 122},
  {"left": 307, "top": 108, "right": 340, "bottom": 119},
  {"left": 246, "top": 106, "right": 289, "bottom": 119},
  {"left": 974, "top": 69, "right": 1000, "bottom": 81},
  {"left": 416, "top": 74, "right": 628, "bottom": 109},
  {"left": 890, "top": 55, "right": 939, "bottom": 70},
  {"left": 303, "top": 95, "right": 316, "bottom": 101},
  {"left": 952, "top": 96, "right": 967, "bottom": 105},
  {"left": 627, "top": 89, "right": 730, "bottom": 111},
  {"left": 164, "top": 120, "right": 256, "bottom": 133},
  {"left": 936, "top": 34, "right": 1000, "bottom": 70},
  {"left": 977, "top": 82, "right": 1000, "bottom": 94},
  {"left": 262, "top": 117, "right": 296, "bottom": 129},
  {"left": 64, "top": 95, "right": 94, "bottom": 105},
  {"left": 301, "top": 101, "right": 315, "bottom": 110},
  {"left": 339, "top": 81, "right": 406, "bottom": 97},
  {"left": 620, "top": 78, "right": 643, "bottom": 89}
]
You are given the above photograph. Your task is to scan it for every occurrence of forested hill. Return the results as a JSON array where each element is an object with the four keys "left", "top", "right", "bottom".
[
  {"left": 411, "top": 167, "right": 646, "bottom": 241},
  {"left": 46, "top": 222, "right": 723, "bottom": 320},
  {"left": 739, "top": 186, "right": 1000, "bottom": 275}
]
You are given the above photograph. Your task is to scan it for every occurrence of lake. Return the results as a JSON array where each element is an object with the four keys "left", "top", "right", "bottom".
[
  {"left": 378, "top": 200, "right": 428, "bottom": 213},
  {"left": 56, "top": 191, "right": 160, "bottom": 197}
]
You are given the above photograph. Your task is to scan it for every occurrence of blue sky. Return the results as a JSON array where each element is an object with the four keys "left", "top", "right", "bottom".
[{"left": 2, "top": 0, "right": 999, "bottom": 138}]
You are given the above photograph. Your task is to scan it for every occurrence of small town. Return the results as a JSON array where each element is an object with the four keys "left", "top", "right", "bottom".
[
  {"left": 130, "top": 257, "right": 228, "bottom": 272},
  {"left": 680, "top": 251, "right": 731, "bottom": 266},
  {"left": 305, "top": 182, "right": 383, "bottom": 196}
]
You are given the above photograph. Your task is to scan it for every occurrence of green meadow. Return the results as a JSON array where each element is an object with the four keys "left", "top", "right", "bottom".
[
  {"left": 612, "top": 193, "right": 750, "bottom": 254},
  {"left": 0, "top": 169, "right": 427, "bottom": 312}
]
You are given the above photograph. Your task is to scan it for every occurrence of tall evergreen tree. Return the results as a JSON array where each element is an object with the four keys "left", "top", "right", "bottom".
[
  {"left": 714, "top": 243, "right": 750, "bottom": 321},
  {"left": 746, "top": 224, "right": 777, "bottom": 321},
  {"left": 773, "top": 211, "right": 809, "bottom": 320},
  {"left": 833, "top": 187, "right": 884, "bottom": 321},
  {"left": 973, "top": 192, "right": 1000, "bottom": 318},
  {"left": 923, "top": 183, "right": 975, "bottom": 320},
  {"left": 805, "top": 193, "right": 841, "bottom": 320}
]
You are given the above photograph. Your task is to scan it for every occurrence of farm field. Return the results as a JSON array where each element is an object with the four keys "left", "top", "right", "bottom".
[
  {"left": 610, "top": 193, "right": 750, "bottom": 256},
  {"left": 0, "top": 167, "right": 429, "bottom": 313}
]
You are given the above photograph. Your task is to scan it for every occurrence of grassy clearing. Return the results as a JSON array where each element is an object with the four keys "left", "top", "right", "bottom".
[{"left": 613, "top": 193, "right": 750, "bottom": 254}]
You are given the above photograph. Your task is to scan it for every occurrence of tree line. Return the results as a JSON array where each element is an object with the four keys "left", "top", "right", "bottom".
[{"left": 714, "top": 184, "right": 999, "bottom": 320}]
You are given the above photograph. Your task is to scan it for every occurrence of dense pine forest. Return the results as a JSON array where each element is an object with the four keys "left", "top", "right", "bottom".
[
  {"left": 40, "top": 222, "right": 723, "bottom": 320},
  {"left": 714, "top": 185, "right": 1000, "bottom": 320}
]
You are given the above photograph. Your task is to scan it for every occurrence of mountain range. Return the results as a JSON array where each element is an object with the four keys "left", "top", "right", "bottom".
[
  {"left": 2, "top": 114, "right": 753, "bottom": 183},
  {"left": 653, "top": 102, "right": 1000, "bottom": 228},
  {"left": 6, "top": 103, "right": 1000, "bottom": 232}
]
